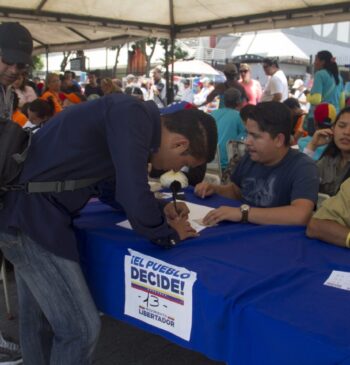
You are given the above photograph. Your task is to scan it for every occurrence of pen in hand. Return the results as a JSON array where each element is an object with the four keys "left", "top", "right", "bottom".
[{"left": 170, "top": 180, "right": 182, "bottom": 216}]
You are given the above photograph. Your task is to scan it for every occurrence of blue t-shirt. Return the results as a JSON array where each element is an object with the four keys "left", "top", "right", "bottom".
[
  {"left": 311, "top": 69, "right": 343, "bottom": 113},
  {"left": 298, "top": 135, "right": 327, "bottom": 161},
  {"left": 211, "top": 108, "right": 246, "bottom": 169},
  {"left": 231, "top": 149, "right": 319, "bottom": 207}
]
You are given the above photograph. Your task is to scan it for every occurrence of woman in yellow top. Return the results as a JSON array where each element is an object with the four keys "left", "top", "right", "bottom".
[{"left": 40, "top": 73, "right": 63, "bottom": 114}]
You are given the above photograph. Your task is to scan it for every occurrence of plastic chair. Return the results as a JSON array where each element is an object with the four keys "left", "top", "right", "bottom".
[
  {"left": 221, "top": 140, "right": 246, "bottom": 184},
  {"left": 206, "top": 146, "right": 222, "bottom": 181}
]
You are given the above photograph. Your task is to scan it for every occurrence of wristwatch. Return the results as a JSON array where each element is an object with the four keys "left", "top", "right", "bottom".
[{"left": 240, "top": 204, "right": 250, "bottom": 223}]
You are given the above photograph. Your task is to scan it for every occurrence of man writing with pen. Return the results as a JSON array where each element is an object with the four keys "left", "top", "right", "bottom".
[{"left": 0, "top": 94, "right": 217, "bottom": 364}]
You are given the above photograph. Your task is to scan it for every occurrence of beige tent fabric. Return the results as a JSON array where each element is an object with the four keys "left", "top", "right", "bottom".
[{"left": 0, "top": 0, "right": 348, "bottom": 54}]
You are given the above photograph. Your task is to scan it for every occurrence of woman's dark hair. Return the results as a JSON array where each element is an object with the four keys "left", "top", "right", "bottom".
[
  {"left": 321, "top": 106, "right": 350, "bottom": 159},
  {"left": 28, "top": 97, "right": 55, "bottom": 120},
  {"left": 12, "top": 92, "right": 19, "bottom": 110},
  {"left": 321, "top": 106, "right": 350, "bottom": 189},
  {"left": 162, "top": 109, "right": 218, "bottom": 163},
  {"left": 16, "top": 73, "right": 27, "bottom": 91},
  {"left": 241, "top": 101, "right": 292, "bottom": 146},
  {"left": 316, "top": 50, "right": 340, "bottom": 85}
]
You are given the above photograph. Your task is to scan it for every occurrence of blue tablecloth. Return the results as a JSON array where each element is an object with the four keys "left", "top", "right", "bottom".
[{"left": 75, "top": 190, "right": 350, "bottom": 365}]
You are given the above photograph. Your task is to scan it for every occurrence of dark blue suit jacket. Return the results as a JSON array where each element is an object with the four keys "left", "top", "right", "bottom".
[{"left": 0, "top": 94, "right": 179, "bottom": 260}]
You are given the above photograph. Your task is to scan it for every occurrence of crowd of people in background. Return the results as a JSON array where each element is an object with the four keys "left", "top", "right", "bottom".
[{"left": 8, "top": 50, "right": 350, "bottom": 203}]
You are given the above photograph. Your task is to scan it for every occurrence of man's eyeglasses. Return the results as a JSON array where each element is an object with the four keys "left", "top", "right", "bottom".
[{"left": 240, "top": 70, "right": 248, "bottom": 74}]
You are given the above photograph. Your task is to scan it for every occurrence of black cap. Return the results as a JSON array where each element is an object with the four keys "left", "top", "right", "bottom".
[{"left": 0, "top": 22, "right": 33, "bottom": 65}]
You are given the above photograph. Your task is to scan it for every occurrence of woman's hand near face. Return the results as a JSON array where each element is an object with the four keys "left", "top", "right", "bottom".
[{"left": 308, "top": 128, "right": 333, "bottom": 150}]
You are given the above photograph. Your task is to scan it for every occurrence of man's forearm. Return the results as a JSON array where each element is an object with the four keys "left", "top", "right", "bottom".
[
  {"left": 248, "top": 203, "right": 313, "bottom": 226},
  {"left": 213, "top": 183, "right": 241, "bottom": 200},
  {"left": 306, "top": 218, "right": 350, "bottom": 247}
]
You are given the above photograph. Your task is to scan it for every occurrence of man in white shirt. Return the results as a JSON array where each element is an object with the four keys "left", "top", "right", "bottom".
[
  {"left": 179, "top": 79, "right": 194, "bottom": 103},
  {"left": 261, "top": 58, "right": 288, "bottom": 102}
]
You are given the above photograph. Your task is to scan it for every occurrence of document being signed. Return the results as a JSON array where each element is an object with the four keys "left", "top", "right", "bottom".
[{"left": 116, "top": 201, "right": 214, "bottom": 233}]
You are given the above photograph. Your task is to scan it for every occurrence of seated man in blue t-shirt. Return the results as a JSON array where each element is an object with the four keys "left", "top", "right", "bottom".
[{"left": 194, "top": 101, "right": 319, "bottom": 226}]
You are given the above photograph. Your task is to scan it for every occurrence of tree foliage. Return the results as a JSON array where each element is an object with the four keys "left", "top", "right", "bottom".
[{"left": 31, "top": 55, "right": 44, "bottom": 71}]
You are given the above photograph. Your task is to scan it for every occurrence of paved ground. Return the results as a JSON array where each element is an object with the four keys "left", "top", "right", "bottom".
[{"left": 0, "top": 266, "right": 225, "bottom": 365}]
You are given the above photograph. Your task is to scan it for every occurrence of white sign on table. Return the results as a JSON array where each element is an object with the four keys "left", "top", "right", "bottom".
[
  {"left": 324, "top": 270, "right": 350, "bottom": 291},
  {"left": 124, "top": 249, "right": 197, "bottom": 340}
]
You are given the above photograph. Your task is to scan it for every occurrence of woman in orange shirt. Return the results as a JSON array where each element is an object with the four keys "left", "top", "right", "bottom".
[
  {"left": 41, "top": 73, "right": 63, "bottom": 114},
  {"left": 12, "top": 93, "right": 28, "bottom": 127}
]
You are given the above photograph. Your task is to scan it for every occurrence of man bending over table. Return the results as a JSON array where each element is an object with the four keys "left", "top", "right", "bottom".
[
  {"left": 195, "top": 101, "right": 319, "bottom": 226},
  {"left": 0, "top": 94, "right": 217, "bottom": 365},
  {"left": 306, "top": 178, "right": 350, "bottom": 248}
]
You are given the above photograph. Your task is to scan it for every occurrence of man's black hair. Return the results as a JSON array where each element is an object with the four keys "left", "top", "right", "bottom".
[
  {"left": 162, "top": 109, "right": 218, "bottom": 162},
  {"left": 283, "top": 97, "right": 301, "bottom": 110},
  {"left": 262, "top": 58, "right": 279, "bottom": 68},
  {"left": 240, "top": 104, "right": 256, "bottom": 122},
  {"left": 242, "top": 101, "right": 292, "bottom": 146}
]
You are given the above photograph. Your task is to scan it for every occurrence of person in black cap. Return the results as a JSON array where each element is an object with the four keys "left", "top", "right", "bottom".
[
  {"left": 0, "top": 21, "right": 33, "bottom": 365},
  {"left": 0, "top": 22, "right": 33, "bottom": 120}
]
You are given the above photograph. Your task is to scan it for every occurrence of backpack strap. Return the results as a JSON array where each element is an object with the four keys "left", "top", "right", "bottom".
[
  {"left": 12, "top": 128, "right": 33, "bottom": 164},
  {"left": 1, "top": 176, "right": 106, "bottom": 193},
  {"left": 25, "top": 176, "right": 105, "bottom": 193}
]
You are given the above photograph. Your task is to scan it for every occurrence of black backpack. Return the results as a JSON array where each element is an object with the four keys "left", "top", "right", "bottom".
[
  {"left": 0, "top": 117, "right": 31, "bottom": 197},
  {"left": 0, "top": 118, "right": 106, "bottom": 209}
]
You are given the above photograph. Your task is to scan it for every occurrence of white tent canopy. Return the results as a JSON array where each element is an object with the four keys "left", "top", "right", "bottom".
[
  {"left": 0, "top": 1, "right": 349, "bottom": 54},
  {"left": 231, "top": 30, "right": 350, "bottom": 63},
  {"left": 172, "top": 60, "right": 221, "bottom": 75}
]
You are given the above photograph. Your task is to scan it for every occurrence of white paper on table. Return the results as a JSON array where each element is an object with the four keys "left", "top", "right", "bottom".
[
  {"left": 324, "top": 270, "right": 350, "bottom": 291},
  {"left": 116, "top": 201, "right": 214, "bottom": 233}
]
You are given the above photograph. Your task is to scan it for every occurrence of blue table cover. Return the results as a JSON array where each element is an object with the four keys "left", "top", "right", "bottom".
[{"left": 75, "top": 189, "right": 350, "bottom": 365}]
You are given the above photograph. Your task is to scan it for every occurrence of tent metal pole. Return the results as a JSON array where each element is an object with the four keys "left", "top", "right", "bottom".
[{"left": 46, "top": 46, "right": 49, "bottom": 76}]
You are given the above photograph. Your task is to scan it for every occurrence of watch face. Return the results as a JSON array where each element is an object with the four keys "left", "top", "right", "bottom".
[{"left": 241, "top": 204, "right": 250, "bottom": 212}]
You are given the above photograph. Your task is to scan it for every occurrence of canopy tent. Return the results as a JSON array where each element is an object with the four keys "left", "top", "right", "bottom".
[
  {"left": 172, "top": 60, "right": 221, "bottom": 75},
  {"left": 0, "top": 1, "right": 349, "bottom": 54},
  {"left": 230, "top": 30, "right": 350, "bottom": 63}
]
